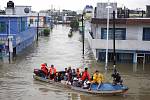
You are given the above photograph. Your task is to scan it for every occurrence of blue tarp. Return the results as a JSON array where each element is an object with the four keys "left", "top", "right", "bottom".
[{"left": 91, "top": 83, "right": 128, "bottom": 91}]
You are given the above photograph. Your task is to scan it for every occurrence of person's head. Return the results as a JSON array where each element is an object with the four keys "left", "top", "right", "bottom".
[
  {"left": 44, "top": 63, "right": 47, "bottom": 66},
  {"left": 73, "top": 69, "right": 75, "bottom": 72},
  {"left": 85, "top": 67, "right": 88, "bottom": 71},
  {"left": 68, "top": 66, "right": 71, "bottom": 70},
  {"left": 95, "top": 70, "right": 99, "bottom": 75},
  {"left": 41, "top": 63, "right": 46, "bottom": 67},
  {"left": 65, "top": 68, "right": 67, "bottom": 71},
  {"left": 56, "top": 72, "right": 58, "bottom": 76},
  {"left": 114, "top": 69, "right": 118, "bottom": 74},
  {"left": 76, "top": 68, "right": 79, "bottom": 72},
  {"left": 51, "top": 65, "right": 54, "bottom": 68}
]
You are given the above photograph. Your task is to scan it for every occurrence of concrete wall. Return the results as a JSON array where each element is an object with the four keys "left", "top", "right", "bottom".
[{"left": 96, "top": 3, "right": 117, "bottom": 19}]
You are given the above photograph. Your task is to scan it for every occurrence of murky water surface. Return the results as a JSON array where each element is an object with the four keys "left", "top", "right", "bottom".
[{"left": 0, "top": 25, "right": 150, "bottom": 100}]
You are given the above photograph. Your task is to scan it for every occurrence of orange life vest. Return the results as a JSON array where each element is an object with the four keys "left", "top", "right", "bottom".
[
  {"left": 41, "top": 65, "right": 48, "bottom": 75},
  {"left": 49, "top": 67, "right": 56, "bottom": 75}
]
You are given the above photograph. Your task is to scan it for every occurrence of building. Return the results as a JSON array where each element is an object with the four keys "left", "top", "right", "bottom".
[
  {"left": 27, "top": 13, "right": 52, "bottom": 28},
  {"left": 85, "top": 2, "right": 150, "bottom": 64},
  {"left": 5, "top": 1, "right": 32, "bottom": 15},
  {"left": 0, "top": 15, "right": 36, "bottom": 61},
  {"left": 95, "top": 3, "right": 117, "bottom": 19},
  {"left": 5, "top": 1, "right": 52, "bottom": 29},
  {"left": 86, "top": 18, "right": 150, "bottom": 64}
]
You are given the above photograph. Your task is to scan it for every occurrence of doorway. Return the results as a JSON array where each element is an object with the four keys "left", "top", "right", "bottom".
[
  {"left": 137, "top": 57, "right": 144, "bottom": 64},
  {"left": 137, "top": 53, "right": 145, "bottom": 64}
]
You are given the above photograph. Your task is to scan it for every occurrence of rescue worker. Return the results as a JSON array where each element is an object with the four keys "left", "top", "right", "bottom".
[
  {"left": 49, "top": 65, "right": 57, "bottom": 80},
  {"left": 111, "top": 69, "right": 123, "bottom": 85},
  {"left": 89, "top": 70, "right": 104, "bottom": 90},
  {"left": 81, "top": 68, "right": 90, "bottom": 83},
  {"left": 40, "top": 63, "right": 48, "bottom": 78}
]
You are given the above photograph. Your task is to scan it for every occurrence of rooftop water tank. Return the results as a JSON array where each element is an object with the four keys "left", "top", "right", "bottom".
[{"left": 7, "top": 1, "right": 14, "bottom": 8}]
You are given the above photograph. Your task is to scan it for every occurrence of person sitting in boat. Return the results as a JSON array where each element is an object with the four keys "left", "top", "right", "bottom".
[
  {"left": 54, "top": 72, "right": 61, "bottom": 82},
  {"left": 111, "top": 69, "right": 123, "bottom": 86},
  {"left": 89, "top": 70, "right": 104, "bottom": 90},
  {"left": 49, "top": 65, "right": 57, "bottom": 80},
  {"left": 63, "top": 68, "right": 68, "bottom": 81},
  {"left": 40, "top": 63, "right": 48, "bottom": 78},
  {"left": 76, "top": 68, "right": 81, "bottom": 79},
  {"left": 81, "top": 68, "right": 90, "bottom": 86},
  {"left": 72, "top": 69, "right": 77, "bottom": 79},
  {"left": 67, "top": 66, "right": 73, "bottom": 84},
  {"left": 72, "top": 68, "right": 82, "bottom": 87}
]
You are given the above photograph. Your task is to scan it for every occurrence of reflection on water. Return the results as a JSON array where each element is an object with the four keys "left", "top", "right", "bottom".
[{"left": 0, "top": 25, "right": 150, "bottom": 100}]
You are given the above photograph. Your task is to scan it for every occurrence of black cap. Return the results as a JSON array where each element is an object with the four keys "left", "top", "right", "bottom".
[
  {"left": 95, "top": 70, "right": 99, "bottom": 72},
  {"left": 85, "top": 67, "right": 88, "bottom": 70}
]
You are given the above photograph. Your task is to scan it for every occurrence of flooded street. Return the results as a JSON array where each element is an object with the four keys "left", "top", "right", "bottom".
[{"left": 0, "top": 25, "right": 150, "bottom": 100}]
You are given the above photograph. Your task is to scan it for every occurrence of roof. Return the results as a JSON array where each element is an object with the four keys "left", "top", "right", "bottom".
[
  {"left": 91, "top": 18, "right": 150, "bottom": 25},
  {"left": 0, "top": 15, "right": 28, "bottom": 17},
  {"left": 15, "top": 5, "right": 32, "bottom": 7}
]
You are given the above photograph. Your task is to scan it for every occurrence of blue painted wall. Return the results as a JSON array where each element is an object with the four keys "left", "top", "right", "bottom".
[{"left": 0, "top": 16, "right": 36, "bottom": 54}]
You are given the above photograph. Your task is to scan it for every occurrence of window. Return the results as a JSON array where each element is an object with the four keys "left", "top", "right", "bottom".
[
  {"left": 21, "top": 21, "right": 25, "bottom": 31},
  {"left": 143, "top": 28, "right": 150, "bottom": 41},
  {"left": 101, "top": 28, "right": 126, "bottom": 40},
  {"left": 0, "top": 22, "right": 6, "bottom": 33},
  {"left": 17, "top": 18, "right": 20, "bottom": 32},
  {"left": 44, "top": 17, "right": 46, "bottom": 24},
  {"left": 30, "top": 19, "right": 33, "bottom": 24}
]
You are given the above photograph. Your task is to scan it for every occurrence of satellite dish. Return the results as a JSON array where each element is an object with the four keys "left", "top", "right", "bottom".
[{"left": 24, "top": 7, "right": 29, "bottom": 13}]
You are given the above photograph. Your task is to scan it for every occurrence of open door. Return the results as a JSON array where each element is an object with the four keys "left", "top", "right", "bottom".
[{"left": 137, "top": 53, "right": 145, "bottom": 64}]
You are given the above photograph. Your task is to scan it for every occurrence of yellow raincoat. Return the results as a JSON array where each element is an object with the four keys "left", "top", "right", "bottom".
[{"left": 92, "top": 73, "right": 104, "bottom": 84}]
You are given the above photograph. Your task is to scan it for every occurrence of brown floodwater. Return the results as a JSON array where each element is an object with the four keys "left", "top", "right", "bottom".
[{"left": 0, "top": 25, "right": 150, "bottom": 100}]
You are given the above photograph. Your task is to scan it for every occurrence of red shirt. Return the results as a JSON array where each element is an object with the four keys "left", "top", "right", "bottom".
[{"left": 81, "top": 71, "right": 90, "bottom": 81}]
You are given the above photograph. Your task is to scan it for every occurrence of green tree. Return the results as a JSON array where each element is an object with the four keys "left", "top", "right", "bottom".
[
  {"left": 70, "top": 20, "right": 79, "bottom": 31},
  {"left": 43, "top": 28, "right": 50, "bottom": 36}
]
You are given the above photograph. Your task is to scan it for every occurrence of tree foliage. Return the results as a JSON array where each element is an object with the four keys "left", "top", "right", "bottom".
[
  {"left": 70, "top": 20, "right": 79, "bottom": 31},
  {"left": 43, "top": 28, "right": 50, "bottom": 36}
]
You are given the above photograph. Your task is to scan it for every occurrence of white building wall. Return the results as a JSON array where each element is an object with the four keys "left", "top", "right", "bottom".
[
  {"left": 5, "top": 8, "right": 15, "bottom": 15},
  {"left": 126, "top": 25, "right": 140, "bottom": 40},
  {"left": 92, "top": 24, "right": 148, "bottom": 41},
  {"left": 89, "top": 23, "right": 150, "bottom": 55},
  {"left": 15, "top": 6, "right": 31, "bottom": 15},
  {"left": 89, "top": 39, "right": 150, "bottom": 51}
]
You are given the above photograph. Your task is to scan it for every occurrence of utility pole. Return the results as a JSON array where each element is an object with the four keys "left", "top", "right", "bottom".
[
  {"left": 113, "top": 11, "right": 116, "bottom": 69},
  {"left": 7, "top": 20, "right": 11, "bottom": 63},
  {"left": 105, "top": 2, "right": 112, "bottom": 70},
  {"left": 82, "top": 14, "right": 84, "bottom": 58},
  {"left": 37, "top": 12, "right": 39, "bottom": 41}
]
